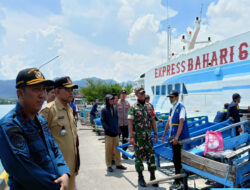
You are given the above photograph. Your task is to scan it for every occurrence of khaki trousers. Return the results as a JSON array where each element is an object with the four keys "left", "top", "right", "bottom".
[
  {"left": 105, "top": 135, "right": 121, "bottom": 167},
  {"left": 68, "top": 173, "right": 75, "bottom": 190}
]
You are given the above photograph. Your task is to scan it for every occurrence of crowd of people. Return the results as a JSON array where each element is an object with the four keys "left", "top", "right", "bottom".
[
  {"left": 0, "top": 67, "right": 245, "bottom": 190},
  {"left": 96, "top": 87, "right": 190, "bottom": 189}
]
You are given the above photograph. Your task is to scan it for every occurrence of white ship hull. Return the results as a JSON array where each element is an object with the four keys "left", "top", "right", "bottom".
[{"left": 141, "top": 31, "right": 250, "bottom": 120}]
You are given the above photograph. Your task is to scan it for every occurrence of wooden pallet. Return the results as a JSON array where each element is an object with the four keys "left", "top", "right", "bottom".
[{"left": 181, "top": 150, "right": 235, "bottom": 181}]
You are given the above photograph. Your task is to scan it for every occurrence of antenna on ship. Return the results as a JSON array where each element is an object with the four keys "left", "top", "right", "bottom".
[
  {"left": 166, "top": 0, "right": 171, "bottom": 61},
  {"left": 181, "top": 4, "right": 211, "bottom": 51},
  {"left": 200, "top": 3, "right": 203, "bottom": 21},
  {"left": 39, "top": 55, "right": 59, "bottom": 69},
  {"left": 167, "top": 25, "right": 171, "bottom": 61}
]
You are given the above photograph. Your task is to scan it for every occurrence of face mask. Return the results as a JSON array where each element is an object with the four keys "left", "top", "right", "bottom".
[{"left": 172, "top": 100, "right": 177, "bottom": 106}]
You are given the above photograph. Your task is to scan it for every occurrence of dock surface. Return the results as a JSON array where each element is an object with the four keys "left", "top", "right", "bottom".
[{"left": 75, "top": 123, "right": 223, "bottom": 190}]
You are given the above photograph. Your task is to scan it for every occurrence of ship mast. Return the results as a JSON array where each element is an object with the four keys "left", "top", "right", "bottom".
[
  {"left": 166, "top": 0, "right": 171, "bottom": 61},
  {"left": 182, "top": 4, "right": 211, "bottom": 51}
]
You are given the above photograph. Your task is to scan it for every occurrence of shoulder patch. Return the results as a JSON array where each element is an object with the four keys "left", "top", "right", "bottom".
[{"left": 6, "top": 127, "right": 26, "bottom": 150}]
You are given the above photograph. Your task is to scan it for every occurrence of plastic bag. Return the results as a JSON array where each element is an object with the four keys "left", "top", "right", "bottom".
[{"left": 204, "top": 131, "right": 224, "bottom": 156}]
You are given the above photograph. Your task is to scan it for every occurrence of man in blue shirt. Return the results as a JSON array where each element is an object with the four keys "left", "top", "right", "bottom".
[
  {"left": 69, "top": 98, "right": 78, "bottom": 122},
  {"left": 0, "top": 68, "right": 70, "bottom": 190},
  {"left": 90, "top": 99, "right": 99, "bottom": 129}
]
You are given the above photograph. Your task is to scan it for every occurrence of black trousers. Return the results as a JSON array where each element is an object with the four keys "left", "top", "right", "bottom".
[
  {"left": 120, "top": 125, "right": 129, "bottom": 151},
  {"left": 172, "top": 144, "right": 182, "bottom": 184}
]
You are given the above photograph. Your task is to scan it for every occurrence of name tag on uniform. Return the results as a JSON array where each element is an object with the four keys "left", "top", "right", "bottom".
[{"left": 58, "top": 116, "right": 64, "bottom": 119}]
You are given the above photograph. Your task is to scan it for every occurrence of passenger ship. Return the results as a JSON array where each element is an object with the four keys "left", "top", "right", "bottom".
[{"left": 135, "top": 17, "right": 250, "bottom": 120}]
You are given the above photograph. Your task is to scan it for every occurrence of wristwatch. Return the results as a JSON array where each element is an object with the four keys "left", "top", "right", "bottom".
[{"left": 174, "top": 136, "right": 179, "bottom": 140}]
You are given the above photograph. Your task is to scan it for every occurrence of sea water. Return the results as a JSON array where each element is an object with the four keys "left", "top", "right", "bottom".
[{"left": 0, "top": 104, "right": 15, "bottom": 119}]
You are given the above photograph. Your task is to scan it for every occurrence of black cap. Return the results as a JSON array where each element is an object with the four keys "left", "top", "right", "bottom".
[
  {"left": 135, "top": 87, "right": 145, "bottom": 94},
  {"left": 16, "top": 68, "right": 54, "bottom": 88},
  {"left": 121, "top": 89, "right": 127, "bottom": 94},
  {"left": 55, "top": 76, "right": 78, "bottom": 89},
  {"left": 46, "top": 85, "right": 55, "bottom": 93},
  {"left": 232, "top": 93, "right": 241, "bottom": 100},
  {"left": 167, "top": 90, "right": 179, "bottom": 97},
  {"left": 145, "top": 94, "right": 150, "bottom": 99}
]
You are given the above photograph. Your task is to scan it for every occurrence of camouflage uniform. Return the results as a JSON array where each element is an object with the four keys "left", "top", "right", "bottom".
[{"left": 128, "top": 102, "right": 156, "bottom": 173}]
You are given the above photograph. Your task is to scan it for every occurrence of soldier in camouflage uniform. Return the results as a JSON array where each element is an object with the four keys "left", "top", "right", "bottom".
[{"left": 128, "top": 87, "right": 158, "bottom": 187}]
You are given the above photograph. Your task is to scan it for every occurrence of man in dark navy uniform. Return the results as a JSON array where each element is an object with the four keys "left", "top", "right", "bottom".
[
  {"left": 214, "top": 103, "right": 229, "bottom": 123},
  {"left": 0, "top": 68, "right": 70, "bottom": 190},
  {"left": 227, "top": 93, "right": 243, "bottom": 136}
]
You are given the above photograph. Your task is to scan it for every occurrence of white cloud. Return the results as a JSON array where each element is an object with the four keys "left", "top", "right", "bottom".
[
  {"left": 60, "top": 0, "right": 113, "bottom": 19},
  {"left": 110, "top": 51, "right": 158, "bottom": 81},
  {"left": 57, "top": 30, "right": 158, "bottom": 82},
  {"left": 117, "top": 4, "right": 134, "bottom": 27},
  {"left": 118, "top": 0, "right": 177, "bottom": 27},
  {"left": 128, "top": 14, "right": 159, "bottom": 45},
  {"left": 0, "top": 0, "right": 172, "bottom": 82},
  {"left": 197, "top": 0, "right": 250, "bottom": 42},
  {"left": 0, "top": 55, "right": 29, "bottom": 78}
]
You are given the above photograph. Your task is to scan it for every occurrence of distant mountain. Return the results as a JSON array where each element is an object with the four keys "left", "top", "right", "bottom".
[
  {"left": 73, "top": 77, "right": 117, "bottom": 87},
  {"left": 0, "top": 77, "right": 136, "bottom": 99},
  {"left": 0, "top": 80, "right": 17, "bottom": 99},
  {"left": 119, "top": 80, "right": 137, "bottom": 86}
]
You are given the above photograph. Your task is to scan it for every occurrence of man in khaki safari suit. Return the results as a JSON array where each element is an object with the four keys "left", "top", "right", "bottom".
[{"left": 41, "top": 76, "right": 80, "bottom": 190}]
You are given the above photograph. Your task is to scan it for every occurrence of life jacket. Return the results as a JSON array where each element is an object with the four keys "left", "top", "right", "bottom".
[{"left": 170, "top": 103, "right": 190, "bottom": 140}]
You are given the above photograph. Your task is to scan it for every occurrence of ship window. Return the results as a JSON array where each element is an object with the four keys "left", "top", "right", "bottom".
[
  {"left": 156, "top": 86, "right": 160, "bottom": 95},
  {"left": 161, "top": 85, "right": 166, "bottom": 95},
  {"left": 183, "top": 83, "right": 188, "bottom": 94},
  {"left": 151, "top": 86, "right": 155, "bottom": 95},
  {"left": 175, "top": 83, "right": 180, "bottom": 93},
  {"left": 167, "top": 84, "right": 172, "bottom": 94}
]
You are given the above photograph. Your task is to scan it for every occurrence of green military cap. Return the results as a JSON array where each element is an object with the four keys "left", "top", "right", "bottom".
[{"left": 135, "top": 87, "right": 145, "bottom": 94}]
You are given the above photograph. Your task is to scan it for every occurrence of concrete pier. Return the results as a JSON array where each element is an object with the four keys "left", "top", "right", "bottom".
[{"left": 75, "top": 124, "right": 223, "bottom": 190}]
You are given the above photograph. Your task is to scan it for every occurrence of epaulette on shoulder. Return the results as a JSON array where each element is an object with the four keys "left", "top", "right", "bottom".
[
  {"left": 46, "top": 101, "right": 55, "bottom": 108},
  {"left": 43, "top": 101, "right": 56, "bottom": 111}
]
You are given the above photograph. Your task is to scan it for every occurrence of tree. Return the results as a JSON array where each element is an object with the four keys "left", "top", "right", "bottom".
[{"left": 80, "top": 79, "right": 133, "bottom": 103}]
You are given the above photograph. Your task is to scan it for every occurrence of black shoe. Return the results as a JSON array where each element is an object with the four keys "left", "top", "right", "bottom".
[
  {"left": 116, "top": 165, "right": 127, "bottom": 170},
  {"left": 152, "top": 183, "right": 159, "bottom": 187},
  {"left": 111, "top": 160, "right": 115, "bottom": 165},
  {"left": 150, "top": 171, "right": 159, "bottom": 187},
  {"left": 107, "top": 167, "right": 113, "bottom": 172},
  {"left": 138, "top": 172, "right": 146, "bottom": 187},
  {"left": 122, "top": 154, "right": 128, "bottom": 160}
]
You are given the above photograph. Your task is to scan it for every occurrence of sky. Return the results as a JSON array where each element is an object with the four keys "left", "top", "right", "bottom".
[{"left": 0, "top": 0, "right": 250, "bottom": 82}]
